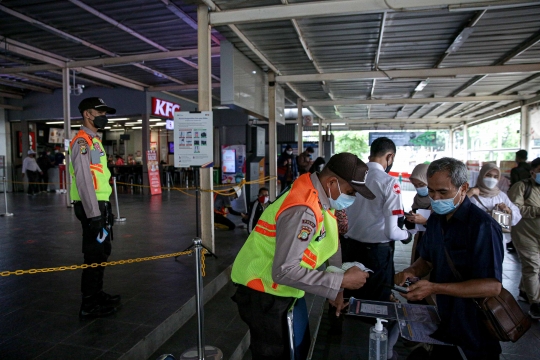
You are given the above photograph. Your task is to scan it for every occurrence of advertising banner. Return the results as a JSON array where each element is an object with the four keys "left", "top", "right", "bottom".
[
  {"left": 173, "top": 111, "right": 213, "bottom": 168},
  {"left": 48, "top": 128, "right": 79, "bottom": 144},
  {"left": 369, "top": 132, "right": 437, "bottom": 146},
  {"left": 146, "top": 150, "right": 162, "bottom": 196}
]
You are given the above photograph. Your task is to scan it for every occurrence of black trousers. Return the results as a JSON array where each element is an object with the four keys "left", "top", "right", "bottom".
[
  {"left": 214, "top": 213, "right": 236, "bottom": 230},
  {"left": 342, "top": 237, "right": 394, "bottom": 301},
  {"left": 232, "top": 285, "right": 300, "bottom": 360},
  {"left": 26, "top": 170, "right": 40, "bottom": 194},
  {"left": 39, "top": 171, "right": 49, "bottom": 192},
  {"left": 74, "top": 201, "right": 113, "bottom": 298}
]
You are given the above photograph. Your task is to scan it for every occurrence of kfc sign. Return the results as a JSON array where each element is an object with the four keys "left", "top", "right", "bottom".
[{"left": 152, "top": 97, "right": 181, "bottom": 118}]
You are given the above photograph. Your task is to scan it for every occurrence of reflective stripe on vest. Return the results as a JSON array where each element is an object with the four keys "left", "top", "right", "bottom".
[
  {"left": 231, "top": 173, "right": 339, "bottom": 298},
  {"left": 69, "top": 129, "right": 112, "bottom": 201}
]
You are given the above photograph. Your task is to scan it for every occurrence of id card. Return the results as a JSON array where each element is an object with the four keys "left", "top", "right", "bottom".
[{"left": 96, "top": 228, "right": 108, "bottom": 243}]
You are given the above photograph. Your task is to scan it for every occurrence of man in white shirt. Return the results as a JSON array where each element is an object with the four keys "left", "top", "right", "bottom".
[
  {"left": 22, "top": 149, "right": 43, "bottom": 195},
  {"left": 344, "top": 137, "right": 411, "bottom": 301}
]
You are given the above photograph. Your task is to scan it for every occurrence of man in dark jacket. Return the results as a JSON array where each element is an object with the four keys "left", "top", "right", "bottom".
[
  {"left": 277, "top": 145, "right": 298, "bottom": 193},
  {"left": 510, "top": 149, "right": 531, "bottom": 187}
]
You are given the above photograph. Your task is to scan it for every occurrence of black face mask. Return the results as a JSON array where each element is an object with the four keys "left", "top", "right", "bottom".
[
  {"left": 385, "top": 155, "right": 393, "bottom": 173},
  {"left": 92, "top": 115, "right": 108, "bottom": 129}
]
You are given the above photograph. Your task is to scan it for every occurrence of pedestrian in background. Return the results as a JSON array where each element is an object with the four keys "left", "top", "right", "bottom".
[
  {"left": 70, "top": 97, "right": 120, "bottom": 319},
  {"left": 508, "top": 157, "right": 540, "bottom": 319},
  {"left": 297, "top": 146, "right": 314, "bottom": 175},
  {"left": 277, "top": 144, "right": 298, "bottom": 193},
  {"left": 22, "top": 149, "right": 42, "bottom": 195},
  {"left": 37, "top": 150, "right": 54, "bottom": 192}
]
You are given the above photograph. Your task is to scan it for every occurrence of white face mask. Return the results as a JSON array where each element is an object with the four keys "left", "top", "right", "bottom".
[
  {"left": 483, "top": 177, "right": 498, "bottom": 189},
  {"left": 286, "top": 150, "right": 293, "bottom": 155}
]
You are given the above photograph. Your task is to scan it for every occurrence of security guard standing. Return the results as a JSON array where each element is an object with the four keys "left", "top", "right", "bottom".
[
  {"left": 231, "top": 153, "right": 375, "bottom": 360},
  {"left": 70, "top": 97, "right": 120, "bottom": 319}
]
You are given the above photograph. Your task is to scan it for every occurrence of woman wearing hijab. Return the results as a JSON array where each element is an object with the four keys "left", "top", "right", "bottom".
[
  {"left": 467, "top": 163, "right": 521, "bottom": 252},
  {"left": 404, "top": 164, "right": 431, "bottom": 263}
]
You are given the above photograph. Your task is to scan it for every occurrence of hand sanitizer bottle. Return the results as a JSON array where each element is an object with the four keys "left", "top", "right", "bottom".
[{"left": 369, "top": 318, "right": 388, "bottom": 360}]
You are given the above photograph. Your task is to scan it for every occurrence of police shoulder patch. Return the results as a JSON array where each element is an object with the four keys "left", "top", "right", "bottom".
[
  {"left": 77, "top": 138, "right": 87, "bottom": 145},
  {"left": 297, "top": 225, "right": 313, "bottom": 241},
  {"left": 80, "top": 144, "right": 88, "bottom": 155}
]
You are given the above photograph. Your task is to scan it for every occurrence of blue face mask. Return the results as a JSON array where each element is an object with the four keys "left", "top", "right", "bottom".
[
  {"left": 328, "top": 181, "right": 356, "bottom": 210},
  {"left": 430, "top": 186, "right": 463, "bottom": 215},
  {"left": 416, "top": 186, "right": 429, "bottom": 197}
]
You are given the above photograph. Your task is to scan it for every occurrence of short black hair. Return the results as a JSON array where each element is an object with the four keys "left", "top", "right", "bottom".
[
  {"left": 531, "top": 157, "right": 540, "bottom": 169},
  {"left": 258, "top": 187, "right": 269, "bottom": 194},
  {"left": 370, "top": 137, "right": 396, "bottom": 157},
  {"left": 285, "top": 144, "right": 292, "bottom": 150},
  {"left": 306, "top": 146, "right": 314, "bottom": 153},
  {"left": 516, "top": 149, "right": 528, "bottom": 161}
]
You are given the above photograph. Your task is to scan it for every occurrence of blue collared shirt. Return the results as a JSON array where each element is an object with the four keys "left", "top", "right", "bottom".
[{"left": 419, "top": 196, "right": 504, "bottom": 356}]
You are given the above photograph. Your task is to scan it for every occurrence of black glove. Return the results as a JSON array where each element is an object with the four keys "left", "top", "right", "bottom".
[
  {"left": 89, "top": 216, "right": 103, "bottom": 236},
  {"left": 401, "top": 231, "right": 413, "bottom": 245}
]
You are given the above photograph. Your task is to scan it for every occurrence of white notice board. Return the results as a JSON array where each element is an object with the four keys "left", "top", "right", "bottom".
[{"left": 173, "top": 111, "right": 213, "bottom": 168}]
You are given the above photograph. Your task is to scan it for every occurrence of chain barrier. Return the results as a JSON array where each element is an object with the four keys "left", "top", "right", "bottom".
[
  {"left": 0, "top": 249, "right": 208, "bottom": 277},
  {"left": 9, "top": 176, "right": 276, "bottom": 197}
]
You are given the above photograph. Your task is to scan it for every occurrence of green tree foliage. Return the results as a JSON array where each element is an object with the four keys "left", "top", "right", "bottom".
[
  {"left": 467, "top": 113, "right": 521, "bottom": 161},
  {"left": 334, "top": 132, "right": 370, "bottom": 160}
]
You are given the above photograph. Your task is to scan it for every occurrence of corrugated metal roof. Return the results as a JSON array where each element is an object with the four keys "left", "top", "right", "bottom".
[{"left": 0, "top": 0, "right": 539, "bottom": 128}]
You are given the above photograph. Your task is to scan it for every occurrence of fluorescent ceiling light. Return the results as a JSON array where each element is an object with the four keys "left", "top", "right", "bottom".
[
  {"left": 125, "top": 122, "right": 139, "bottom": 125},
  {"left": 414, "top": 80, "right": 429, "bottom": 92},
  {"left": 154, "top": 122, "right": 166, "bottom": 126},
  {"left": 332, "top": 123, "right": 346, "bottom": 126},
  {"left": 150, "top": 118, "right": 161, "bottom": 121},
  {"left": 104, "top": 127, "right": 111, "bottom": 129},
  {"left": 109, "top": 129, "right": 125, "bottom": 132},
  {"left": 132, "top": 126, "right": 142, "bottom": 129},
  {"left": 110, "top": 117, "right": 129, "bottom": 121},
  {"left": 46, "top": 121, "right": 65, "bottom": 125},
  {"left": 137, "top": 120, "right": 142, "bottom": 122},
  {"left": 71, "top": 124, "right": 81, "bottom": 128}
]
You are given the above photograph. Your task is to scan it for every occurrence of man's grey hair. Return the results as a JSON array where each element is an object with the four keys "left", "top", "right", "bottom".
[{"left": 427, "top": 157, "right": 467, "bottom": 189}]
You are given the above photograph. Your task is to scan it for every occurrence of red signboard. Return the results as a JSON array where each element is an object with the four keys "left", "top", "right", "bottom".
[
  {"left": 18, "top": 131, "right": 36, "bottom": 157},
  {"left": 151, "top": 97, "right": 181, "bottom": 118},
  {"left": 146, "top": 150, "right": 162, "bottom": 196}
]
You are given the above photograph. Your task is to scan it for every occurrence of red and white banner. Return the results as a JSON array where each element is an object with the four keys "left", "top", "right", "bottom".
[
  {"left": 151, "top": 97, "right": 181, "bottom": 118},
  {"left": 146, "top": 150, "right": 162, "bottom": 196}
]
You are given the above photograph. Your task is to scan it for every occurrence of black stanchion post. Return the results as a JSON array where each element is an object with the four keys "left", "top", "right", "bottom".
[
  {"left": 1, "top": 176, "right": 13, "bottom": 217},
  {"left": 113, "top": 177, "right": 126, "bottom": 222},
  {"left": 179, "top": 238, "right": 222, "bottom": 360}
]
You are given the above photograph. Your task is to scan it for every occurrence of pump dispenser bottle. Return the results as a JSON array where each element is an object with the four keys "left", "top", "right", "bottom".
[{"left": 369, "top": 318, "right": 388, "bottom": 360}]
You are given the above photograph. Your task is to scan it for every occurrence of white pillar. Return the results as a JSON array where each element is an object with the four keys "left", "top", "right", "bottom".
[
  {"left": 318, "top": 120, "right": 323, "bottom": 158},
  {"left": 449, "top": 127, "right": 454, "bottom": 158},
  {"left": 268, "top": 72, "right": 278, "bottom": 200},
  {"left": 463, "top": 123, "right": 468, "bottom": 161},
  {"left": 62, "top": 67, "right": 72, "bottom": 207},
  {"left": 521, "top": 104, "right": 531, "bottom": 153},
  {"left": 198, "top": 4, "right": 215, "bottom": 252},
  {"left": 297, "top": 99, "right": 303, "bottom": 153}
]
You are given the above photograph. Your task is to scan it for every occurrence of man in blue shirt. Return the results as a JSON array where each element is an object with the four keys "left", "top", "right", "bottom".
[{"left": 395, "top": 157, "right": 503, "bottom": 360}]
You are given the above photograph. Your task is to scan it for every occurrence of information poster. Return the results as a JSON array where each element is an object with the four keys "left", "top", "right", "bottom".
[
  {"left": 173, "top": 112, "right": 213, "bottom": 168},
  {"left": 146, "top": 150, "right": 162, "bottom": 196}
]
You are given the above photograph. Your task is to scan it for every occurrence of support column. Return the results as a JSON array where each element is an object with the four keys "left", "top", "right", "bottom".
[
  {"left": 318, "top": 121, "right": 323, "bottom": 158},
  {"left": 463, "top": 123, "right": 468, "bottom": 161},
  {"left": 268, "top": 72, "right": 278, "bottom": 200},
  {"left": 449, "top": 127, "right": 454, "bottom": 158},
  {"left": 62, "top": 67, "right": 72, "bottom": 207},
  {"left": 521, "top": 104, "right": 531, "bottom": 153},
  {"left": 141, "top": 112, "right": 150, "bottom": 195},
  {"left": 297, "top": 99, "right": 303, "bottom": 153},
  {"left": 198, "top": 4, "right": 215, "bottom": 252}
]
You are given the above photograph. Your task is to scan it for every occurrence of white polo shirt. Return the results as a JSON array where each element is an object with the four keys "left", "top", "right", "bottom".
[{"left": 345, "top": 162, "right": 409, "bottom": 243}]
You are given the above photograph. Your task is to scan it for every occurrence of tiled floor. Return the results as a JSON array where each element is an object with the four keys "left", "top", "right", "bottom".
[{"left": 0, "top": 190, "right": 248, "bottom": 359}]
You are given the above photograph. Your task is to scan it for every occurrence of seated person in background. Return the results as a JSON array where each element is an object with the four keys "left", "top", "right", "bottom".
[
  {"left": 243, "top": 187, "right": 270, "bottom": 233},
  {"left": 467, "top": 163, "right": 522, "bottom": 253},
  {"left": 115, "top": 155, "right": 125, "bottom": 166},
  {"left": 404, "top": 163, "right": 431, "bottom": 264},
  {"left": 214, "top": 186, "right": 246, "bottom": 230},
  {"left": 127, "top": 154, "right": 136, "bottom": 165},
  {"left": 309, "top": 157, "right": 326, "bottom": 174}
]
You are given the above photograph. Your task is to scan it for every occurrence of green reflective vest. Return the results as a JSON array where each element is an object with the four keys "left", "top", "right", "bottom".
[
  {"left": 69, "top": 129, "right": 112, "bottom": 201},
  {"left": 231, "top": 173, "right": 339, "bottom": 298}
]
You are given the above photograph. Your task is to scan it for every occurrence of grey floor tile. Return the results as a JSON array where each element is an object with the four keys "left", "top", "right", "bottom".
[
  {"left": 17, "top": 312, "right": 91, "bottom": 344},
  {"left": 0, "top": 336, "right": 56, "bottom": 360},
  {"left": 34, "top": 344, "right": 105, "bottom": 360},
  {"left": 0, "top": 309, "right": 54, "bottom": 337}
]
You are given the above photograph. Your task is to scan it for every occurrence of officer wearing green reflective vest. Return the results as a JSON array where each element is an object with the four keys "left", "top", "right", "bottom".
[
  {"left": 231, "top": 152, "right": 375, "bottom": 360},
  {"left": 70, "top": 97, "right": 120, "bottom": 319}
]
